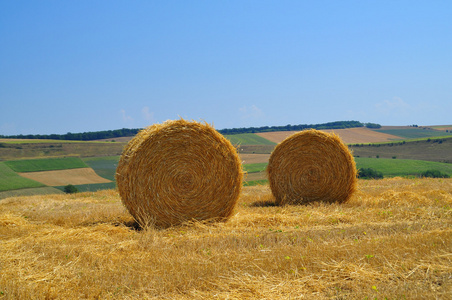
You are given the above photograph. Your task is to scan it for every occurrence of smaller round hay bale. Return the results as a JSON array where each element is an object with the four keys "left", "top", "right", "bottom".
[
  {"left": 115, "top": 119, "right": 243, "bottom": 228},
  {"left": 267, "top": 129, "right": 357, "bottom": 205}
]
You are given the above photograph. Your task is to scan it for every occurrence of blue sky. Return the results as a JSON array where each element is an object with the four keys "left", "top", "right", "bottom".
[{"left": 1, "top": 1, "right": 451, "bottom": 135}]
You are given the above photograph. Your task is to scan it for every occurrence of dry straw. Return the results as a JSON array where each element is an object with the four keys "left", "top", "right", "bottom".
[
  {"left": 267, "top": 129, "right": 357, "bottom": 205},
  {"left": 116, "top": 119, "right": 243, "bottom": 228}
]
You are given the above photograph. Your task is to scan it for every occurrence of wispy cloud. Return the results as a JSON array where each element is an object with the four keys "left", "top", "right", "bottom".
[
  {"left": 120, "top": 109, "right": 133, "bottom": 123},
  {"left": 141, "top": 106, "right": 155, "bottom": 123},
  {"left": 239, "top": 105, "right": 265, "bottom": 124},
  {"left": 375, "top": 97, "right": 411, "bottom": 115}
]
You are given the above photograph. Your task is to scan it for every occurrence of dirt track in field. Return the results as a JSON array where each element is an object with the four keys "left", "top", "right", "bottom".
[
  {"left": 19, "top": 168, "right": 112, "bottom": 186},
  {"left": 256, "top": 127, "right": 402, "bottom": 144}
]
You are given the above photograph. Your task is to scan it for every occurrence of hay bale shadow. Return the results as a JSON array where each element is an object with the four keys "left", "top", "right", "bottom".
[
  {"left": 250, "top": 200, "right": 279, "bottom": 207},
  {"left": 117, "top": 219, "right": 143, "bottom": 231}
]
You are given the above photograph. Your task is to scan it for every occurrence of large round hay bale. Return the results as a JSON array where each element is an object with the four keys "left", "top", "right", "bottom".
[
  {"left": 267, "top": 129, "right": 357, "bottom": 205},
  {"left": 116, "top": 119, "right": 243, "bottom": 228}
]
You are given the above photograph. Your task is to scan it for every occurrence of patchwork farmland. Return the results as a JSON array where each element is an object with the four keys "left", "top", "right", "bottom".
[{"left": 0, "top": 125, "right": 451, "bottom": 198}]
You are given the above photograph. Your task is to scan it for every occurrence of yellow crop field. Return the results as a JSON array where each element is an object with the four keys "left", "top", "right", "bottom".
[
  {"left": 18, "top": 168, "right": 112, "bottom": 186},
  {"left": 257, "top": 127, "right": 402, "bottom": 144},
  {"left": 0, "top": 178, "right": 451, "bottom": 299}
]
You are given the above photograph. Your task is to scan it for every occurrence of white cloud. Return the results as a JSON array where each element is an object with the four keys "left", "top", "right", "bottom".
[
  {"left": 239, "top": 105, "right": 265, "bottom": 123},
  {"left": 141, "top": 106, "right": 155, "bottom": 123},
  {"left": 120, "top": 109, "right": 133, "bottom": 123},
  {"left": 375, "top": 97, "right": 411, "bottom": 115}
]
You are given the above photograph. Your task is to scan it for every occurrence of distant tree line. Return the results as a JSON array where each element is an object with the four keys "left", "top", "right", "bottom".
[
  {"left": 219, "top": 121, "right": 379, "bottom": 135},
  {"left": 0, "top": 128, "right": 141, "bottom": 141},
  {"left": 0, "top": 121, "right": 381, "bottom": 140}
]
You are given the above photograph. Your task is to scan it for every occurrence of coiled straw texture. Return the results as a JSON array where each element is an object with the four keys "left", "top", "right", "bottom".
[
  {"left": 267, "top": 129, "right": 357, "bottom": 205},
  {"left": 116, "top": 119, "right": 243, "bottom": 228}
]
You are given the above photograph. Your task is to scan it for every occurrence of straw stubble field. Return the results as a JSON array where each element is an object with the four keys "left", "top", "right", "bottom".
[{"left": 0, "top": 178, "right": 451, "bottom": 299}]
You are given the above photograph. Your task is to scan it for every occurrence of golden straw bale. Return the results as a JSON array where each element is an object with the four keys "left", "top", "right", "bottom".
[
  {"left": 267, "top": 129, "right": 357, "bottom": 205},
  {"left": 115, "top": 119, "right": 243, "bottom": 228}
]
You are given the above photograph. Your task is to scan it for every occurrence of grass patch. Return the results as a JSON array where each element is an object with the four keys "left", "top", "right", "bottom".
[
  {"left": 243, "top": 162, "right": 268, "bottom": 173},
  {"left": 0, "top": 163, "right": 45, "bottom": 192},
  {"left": 83, "top": 156, "right": 120, "bottom": 181},
  {"left": 4, "top": 157, "right": 88, "bottom": 172},
  {"left": 225, "top": 133, "right": 276, "bottom": 146},
  {"left": 355, "top": 157, "right": 452, "bottom": 177},
  {"left": 243, "top": 179, "right": 268, "bottom": 186}
]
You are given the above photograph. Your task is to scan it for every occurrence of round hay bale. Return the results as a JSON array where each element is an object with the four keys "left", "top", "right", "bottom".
[
  {"left": 116, "top": 119, "right": 243, "bottom": 228},
  {"left": 267, "top": 129, "right": 357, "bottom": 205}
]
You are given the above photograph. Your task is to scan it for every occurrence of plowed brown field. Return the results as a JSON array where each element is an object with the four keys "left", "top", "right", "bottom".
[
  {"left": 257, "top": 127, "right": 402, "bottom": 144},
  {"left": 239, "top": 153, "right": 270, "bottom": 164},
  {"left": 19, "top": 168, "right": 112, "bottom": 186}
]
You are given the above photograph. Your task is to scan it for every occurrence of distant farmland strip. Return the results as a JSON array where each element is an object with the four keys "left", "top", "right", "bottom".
[
  {"left": 0, "top": 141, "right": 125, "bottom": 161},
  {"left": 5, "top": 157, "right": 88, "bottom": 172},
  {"left": 374, "top": 128, "right": 451, "bottom": 139},
  {"left": 83, "top": 156, "right": 120, "bottom": 181},
  {"left": 355, "top": 158, "right": 452, "bottom": 177},
  {"left": 224, "top": 133, "right": 276, "bottom": 146},
  {"left": 0, "top": 162, "right": 45, "bottom": 192},
  {"left": 55, "top": 182, "right": 117, "bottom": 193},
  {"left": 241, "top": 158, "right": 452, "bottom": 179},
  {"left": 18, "top": 168, "right": 112, "bottom": 186},
  {"left": 350, "top": 137, "right": 452, "bottom": 163}
]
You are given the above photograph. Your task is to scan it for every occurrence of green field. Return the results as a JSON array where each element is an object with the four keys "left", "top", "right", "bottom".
[
  {"left": 224, "top": 133, "right": 276, "bottom": 146},
  {"left": 0, "top": 162, "right": 45, "bottom": 192},
  {"left": 243, "top": 179, "right": 268, "bottom": 186},
  {"left": 4, "top": 157, "right": 88, "bottom": 172},
  {"left": 243, "top": 163, "right": 268, "bottom": 173},
  {"left": 374, "top": 128, "right": 451, "bottom": 139},
  {"left": 55, "top": 182, "right": 117, "bottom": 193},
  {"left": 83, "top": 156, "right": 120, "bottom": 181},
  {"left": 355, "top": 157, "right": 452, "bottom": 177}
]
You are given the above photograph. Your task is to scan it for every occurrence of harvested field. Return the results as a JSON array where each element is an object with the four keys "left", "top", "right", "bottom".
[
  {"left": 18, "top": 168, "right": 112, "bottom": 186},
  {"left": 0, "top": 178, "right": 451, "bottom": 299},
  {"left": 257, "top": 127, "right": 402, "bottom": 144},
  {"left": 244, "top": 171, "right": 267, "bottom": 182},
  {"left": 239, "top": 153, "right": 270, "bottom": 164},
  {"left": 0, "top": 187, "right": 63, "bottom": 200}
]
